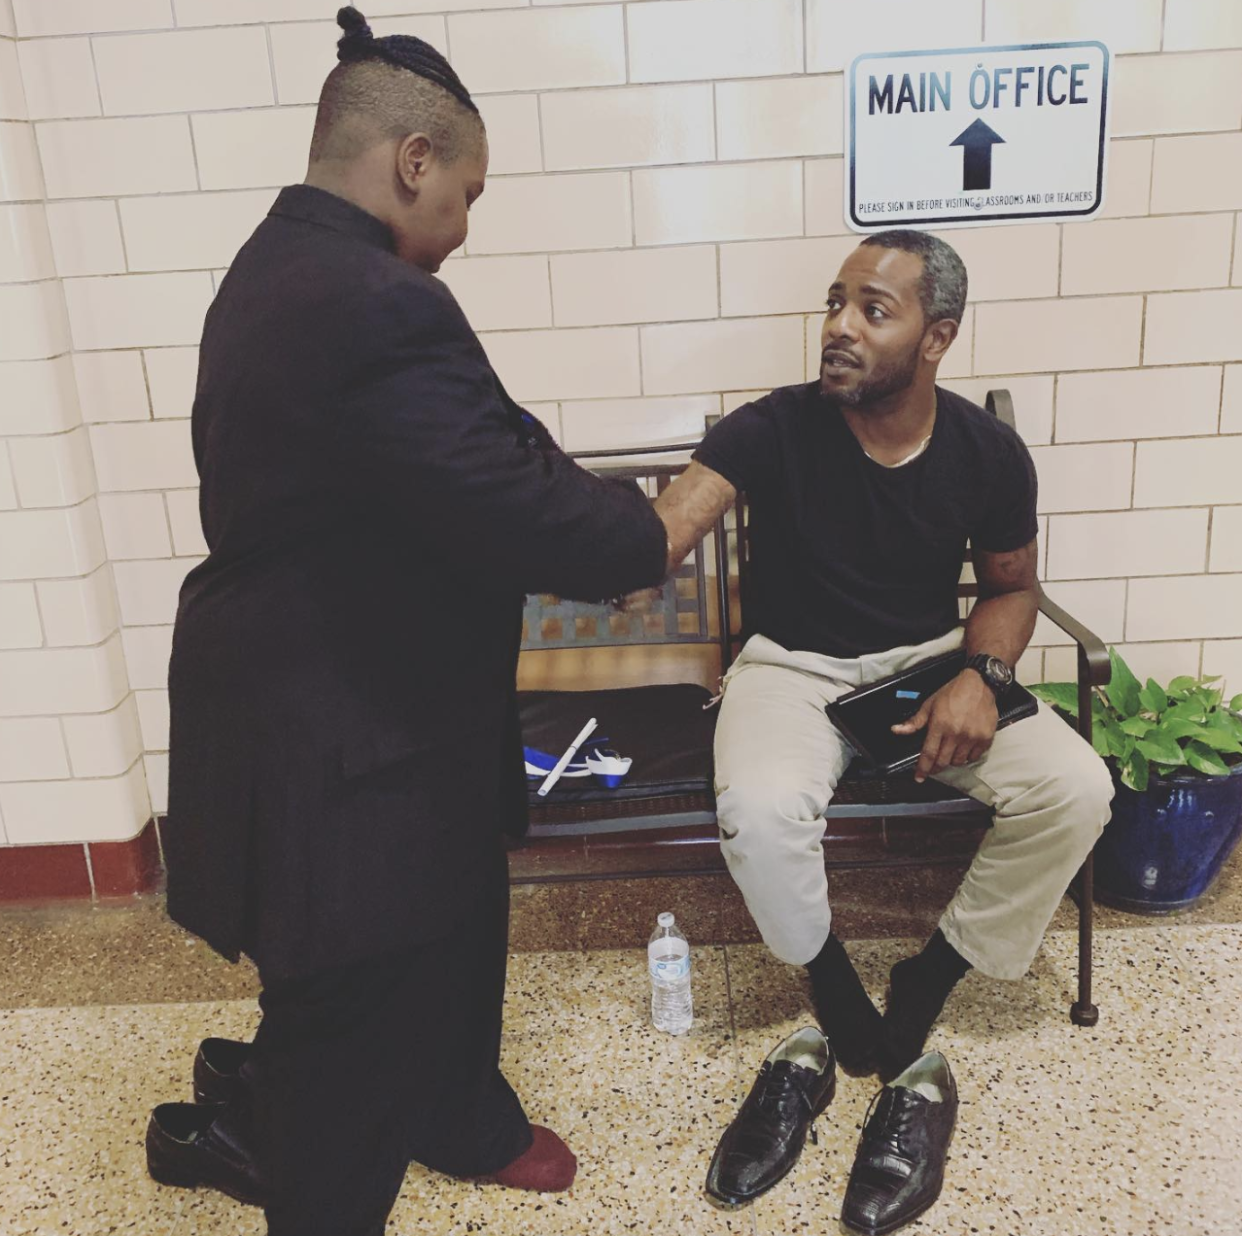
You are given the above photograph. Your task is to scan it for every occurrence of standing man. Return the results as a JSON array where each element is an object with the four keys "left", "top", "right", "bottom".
[
  {"left": 153, "top": 10, "right": 669, "bottom": 1234},
  {"left": 647, "top": 230, "right": 1113, "bottom": 1079}
]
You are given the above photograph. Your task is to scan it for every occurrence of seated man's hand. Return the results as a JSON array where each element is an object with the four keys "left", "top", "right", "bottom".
[
  {"left": 612, "top": 586, "right": 662, "bottom": 615},
  {"left": 891, "top": 670, "right": 999, "bottom": 783}
]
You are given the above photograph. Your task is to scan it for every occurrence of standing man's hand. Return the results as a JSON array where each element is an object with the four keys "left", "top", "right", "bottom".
[{"left": 892, "top": 670, "right": 999, "bottom": 782}]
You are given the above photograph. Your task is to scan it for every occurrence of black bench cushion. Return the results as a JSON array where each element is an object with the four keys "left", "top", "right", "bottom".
[
  {"left": 519, "top": 684, "right": 716, "bottom": 804},
  {"left": 518, "top": 683, "right": 988, "bottom": 814}
]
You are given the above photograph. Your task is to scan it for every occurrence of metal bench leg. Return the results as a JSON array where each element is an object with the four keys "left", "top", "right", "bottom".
[{"left": 1070, "top": 852, "right": 1099, "bottom": 1026}]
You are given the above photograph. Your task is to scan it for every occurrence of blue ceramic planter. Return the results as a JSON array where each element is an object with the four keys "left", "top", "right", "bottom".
[{"left": 1094, "top": 761, "right": 1242, "bottom": 914}]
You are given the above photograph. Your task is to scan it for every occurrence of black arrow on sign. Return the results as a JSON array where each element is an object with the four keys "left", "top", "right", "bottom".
[{"left": 950, "top": 118, "right": 1006, "bottom": 191}]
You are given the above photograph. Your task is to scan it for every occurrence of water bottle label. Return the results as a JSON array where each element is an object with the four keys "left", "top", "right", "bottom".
[{"left": 650, "top": 954, "right": 690, "bottom": 981}]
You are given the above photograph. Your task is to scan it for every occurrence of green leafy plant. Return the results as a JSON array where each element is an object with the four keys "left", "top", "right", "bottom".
[{"left": 1031, "top": 648, "right": 1242, "bottom": 793}]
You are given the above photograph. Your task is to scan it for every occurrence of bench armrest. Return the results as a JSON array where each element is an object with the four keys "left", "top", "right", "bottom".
[{"left": 1037, "top": 585, "right": 1111, "bottom": 743}]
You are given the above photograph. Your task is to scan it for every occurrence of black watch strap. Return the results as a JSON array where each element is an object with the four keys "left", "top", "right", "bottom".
[{"left": 965, "top": 653, "right": 1011, "bottom": 698}]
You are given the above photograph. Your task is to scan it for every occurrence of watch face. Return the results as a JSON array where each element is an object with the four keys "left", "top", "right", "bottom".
[{"left": 986, "top": 656, "right": 1014, "bottom": 687}]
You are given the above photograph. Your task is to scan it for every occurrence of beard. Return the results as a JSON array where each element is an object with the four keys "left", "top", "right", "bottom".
[{"left": 824, "top": 341, "right": 921, "bottom": 409}]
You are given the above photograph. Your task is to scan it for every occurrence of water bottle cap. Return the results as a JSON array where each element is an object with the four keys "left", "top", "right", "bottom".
[{"left": 657, "top": 912, "right": 674, "bottom": 928}]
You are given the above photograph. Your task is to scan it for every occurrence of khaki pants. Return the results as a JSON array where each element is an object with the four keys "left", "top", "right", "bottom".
[{"left": 713, "top": 630, "right": 1113, "bottom": 980}]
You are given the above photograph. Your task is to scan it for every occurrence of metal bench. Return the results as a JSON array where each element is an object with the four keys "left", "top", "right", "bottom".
[{"left": 517, "top": 390, "right": 1110, "bottom": 1026}]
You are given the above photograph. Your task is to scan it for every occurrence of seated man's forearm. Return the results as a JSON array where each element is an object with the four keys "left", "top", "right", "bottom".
[
  {"left": 653, "top": 461, "right": 738, "bottom": 577},
  {"left": 965, "top": 588, "right": 1038, "bottom": 668}
]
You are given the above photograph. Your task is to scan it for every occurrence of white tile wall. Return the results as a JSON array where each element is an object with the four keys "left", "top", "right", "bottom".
[
  {"left": 1163, "top": 0, "right": 1242, "bottom": 51},
  {"left": 0, "top": 634, "right": 129, "bottom": 717},
  {"left": 165, "top": 490, "right": 206, "bottom": 556},
  {"left": 480, "top": 326, "right": 640, "bottom": 402},
  {"left": 0, "top": 502, "right": 106, "bottom": 581},
  {"left": 1151, "top": 133, "right": 1242, "bottom": 216},
  {"left": 1, "top": 760, "right": 149, "bottom": 844},
  {"left": 473, "top": 94, "right": 541, "bottom": 176},
  {"left": 1144, "top": 290, "right": 1242, "bottom": 366},
  {"left": 1204, "top": 640, "right": 1242, "bottom": 696},
  {"left": 8, "top": 426, "right": 96, "bottom": 507},
  {"left": 120, "top": 624, "right": 172, "bottom": 690},
  {"left": 974, "top": 297, "right": 1143, "bottom": 375},
  {"left": 939, "top": 375, "right": 1054, "bottom": 446},
  {"left": 13, "top": 0, "right": 172, "bottom": 38},
  {"left": 144, "top": 750, "right": 167, "bottom": 815},
  {"left": 934, "top": 225, "right": 1061, "bottom": 303},
  {"left": 466, "top": 172, "right": 631, "bottom": 255},
  {"left": 0, "top": 582, "right": 42, "bottom": 649},
  {"left": 1028, "top": 443, "right": 1134, "bottom": 514},
  {"left": 715, "top": 77, "right": 843, "bottom": 162},
  {"left": 191, "top": 108, "right": 315, "bottom": 191},
  {"left": 119, "top": 190, "right": 273, "bottom": 273},
  {"left": 450, "top": 7, "right": 623, "bottom": 95},
  {"left": 45, "top": 200, "right": 126, "bottom": 278},
  {"left": 135, "top": 688, "right": 169, "bottom": 751},
  {"left": 1063, "top": 215, "right": 1234, "bottom": 296},
  {"left": 93, "top": 27, "right": 273, "bottom": 116},
  {"left": 633, "top": 162, "right": 802, "bottom": 246},
  {"left": 36, "top": 116, "right": 197, "bottom": 199},
  {"left": 1134, "top": 436, "right": 1242, "bottom": 508},
  {"left": 641, "top": 316, "right": 804, "bottom": 397},
  {"left": 1128, "top": 574, "right": 1242, "bottom": 642},
  {"left": 1224, "top": 366, "right": 1242, "bottom": 434},
  {"left": 559, "top": 394, "right": 720, "bottom": 452},
  {"left": 551, "top": 247, "right": 717, "bottom": 327},
  {"left": 1032, "top": 579, "right": 1127, "bottom": 647},
  {"left": 540, "top": 84, "right": 714, "bottom": 171},
  {"left": 1210, "top": 506, "right": 1242, "bottom": 573},
  {"left": 804, "top": 159, "right": 847, "bottom": 237},
  {"left": 720, "top": 236, "right": 857, "bottom": 318},
  {"left": 144, "top": 348, "right": 198, "bottom": 419},
  {"left": 0, "top": 120, "right": 45, "bottom": 201},
  {"left": 0, "top": 718, "right": 70, "bottom": 782},
  {"left": 438, "top": 255, "right": 552, "bottom": 332},
  {"left": 0, "top": 202, "right": 55, "bottom": 283},
  {"left": 99, "top": 493, "right": 172, "bottom": 561},
  {"left": 112, "top": 557, "right": 198, "bottom": 626},
  {"left": 0, "top": 280, "right": 71, "bottom": 361},
  {"left": 0, "top": 356, "right": 79, "bottom": 436},
  {"left": 37, "top": 566, "right": 119, "bottom": 646},
  {"left": 72, "top": 351, "right": 149, "bottom": 423},
  {"left": 1046, "top": 509, "right": 1210, "bottom": 580},
  {"left": 90, "top": 420, "right": 197, "bottom": 492},
  {"left": 0, "top": 35, "right": 26, "bottom": 121},
  {"left": 1055, "top": 367, "right": 1223, "bottom": 444},
  {"left": 984, "top": 0, "right": 1162, "bottom": 55},
  {"left": 64, "top": 272, "right": 213, "bottom": 350},
  {"left": 808, "top": 0, "right": 982, "bottom": 72},
  {"left": 1098, "top": 140, "right": 1152, "bottom": 219},
  {"left": 61, "top": 695, "right": 143, "bottom": 779},
  {"left": 1112, "top": 52, "right": 1242, "bottom": 138},
  {"left": 16, "top": 38, "right": 101, "bottom": 120},
  {"left": 629, "top": 0, "right": 802, "bottom": 83}
]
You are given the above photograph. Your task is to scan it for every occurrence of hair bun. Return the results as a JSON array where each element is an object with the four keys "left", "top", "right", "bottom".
[{"left": 336, "top": 6, "right": 372, "bottom": 42}]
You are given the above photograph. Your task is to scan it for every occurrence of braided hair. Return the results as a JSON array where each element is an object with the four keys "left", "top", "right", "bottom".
[{"left": 310, "top": 7, "right": 483, "bottom": 164}]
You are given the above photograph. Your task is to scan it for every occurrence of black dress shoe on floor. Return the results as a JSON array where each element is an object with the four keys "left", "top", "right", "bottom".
[
  {"left": 146, "top": 1101, "right": 267, "bottom": 1207},
  {"left": 705, "top": 1027, "right": 836, "bottom": 1206},
  {"left": 841, "top": 1051, "right": 957, "bottom": 1236},
  {"left": 193, "top": 1037, "right": 251, "bottom": 1105}
]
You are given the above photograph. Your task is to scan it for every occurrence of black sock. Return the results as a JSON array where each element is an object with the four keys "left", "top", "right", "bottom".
[
  {"left": 881, "top": 928, "right": 971, "bottom": 1079},
  {"left": 804, "top": 932, "right": 884, "bottom": 1073}
]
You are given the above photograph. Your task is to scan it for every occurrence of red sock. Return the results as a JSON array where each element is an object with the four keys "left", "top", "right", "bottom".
[{"left": 491, "top": 1125, "right": 577, "bottom": 1193}]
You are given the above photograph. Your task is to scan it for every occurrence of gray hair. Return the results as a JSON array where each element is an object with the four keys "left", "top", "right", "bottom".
[{"left": 859, "top": 229, "right": 968, "bottom": 325}]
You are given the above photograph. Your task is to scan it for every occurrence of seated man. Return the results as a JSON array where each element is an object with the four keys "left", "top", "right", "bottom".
[{"left": 647, "top": 229, "right": 1113, "bottom": 1079}]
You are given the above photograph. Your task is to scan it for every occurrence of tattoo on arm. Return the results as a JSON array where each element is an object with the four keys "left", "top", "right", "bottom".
[
  {"left": 653, "top": 462, "right": 738, "bottom": 576},
  {"left": 974, "top": 538, "right": 1039, "bottom": 598}
]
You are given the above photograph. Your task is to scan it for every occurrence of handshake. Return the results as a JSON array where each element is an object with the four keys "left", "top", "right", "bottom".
[{"left": 611, "top": 586, "right": 663, "bottom": 615}]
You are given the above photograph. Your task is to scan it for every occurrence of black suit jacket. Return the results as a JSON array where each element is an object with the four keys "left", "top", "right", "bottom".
[{"left": 165, "top": 185, "right": 666, "bottom": 983}]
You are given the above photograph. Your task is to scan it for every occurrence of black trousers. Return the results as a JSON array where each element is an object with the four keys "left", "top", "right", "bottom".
[{"left": 244, "top": 843, "right": 532, "bottom": 1236}]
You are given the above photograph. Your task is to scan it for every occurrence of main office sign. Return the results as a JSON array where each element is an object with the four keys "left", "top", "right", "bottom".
[{"left": 847, "top": 41, "right": 1110, "bottom": 230}]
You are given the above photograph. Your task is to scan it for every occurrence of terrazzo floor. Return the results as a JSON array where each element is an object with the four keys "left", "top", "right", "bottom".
[{"left": 2, "top": 863, "right": 1240, "bottom": 1236}]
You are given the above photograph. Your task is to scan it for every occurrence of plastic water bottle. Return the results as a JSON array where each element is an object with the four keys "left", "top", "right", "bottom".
[{"left": 648, "top": 912, "right": 693, "bottom": 1035}]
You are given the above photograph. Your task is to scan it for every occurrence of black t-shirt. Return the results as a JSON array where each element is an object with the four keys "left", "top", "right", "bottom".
[{"left": 693, "top": 382, "right": 1038, "bottom": 658}]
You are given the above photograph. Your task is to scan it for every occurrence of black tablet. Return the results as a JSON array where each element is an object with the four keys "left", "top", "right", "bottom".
[{"left": 824, "top": 649, "right": 1039, "bottom": 777}]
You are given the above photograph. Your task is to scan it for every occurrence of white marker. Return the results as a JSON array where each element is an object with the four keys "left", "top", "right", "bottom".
[{"left": 537, "top": 717, "right": 598, "bottom": 797}]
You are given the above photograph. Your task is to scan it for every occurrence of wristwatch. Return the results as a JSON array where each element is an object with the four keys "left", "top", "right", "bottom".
[{"left": 965, "top": 653, "right": 1014, "bottom": 700}]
